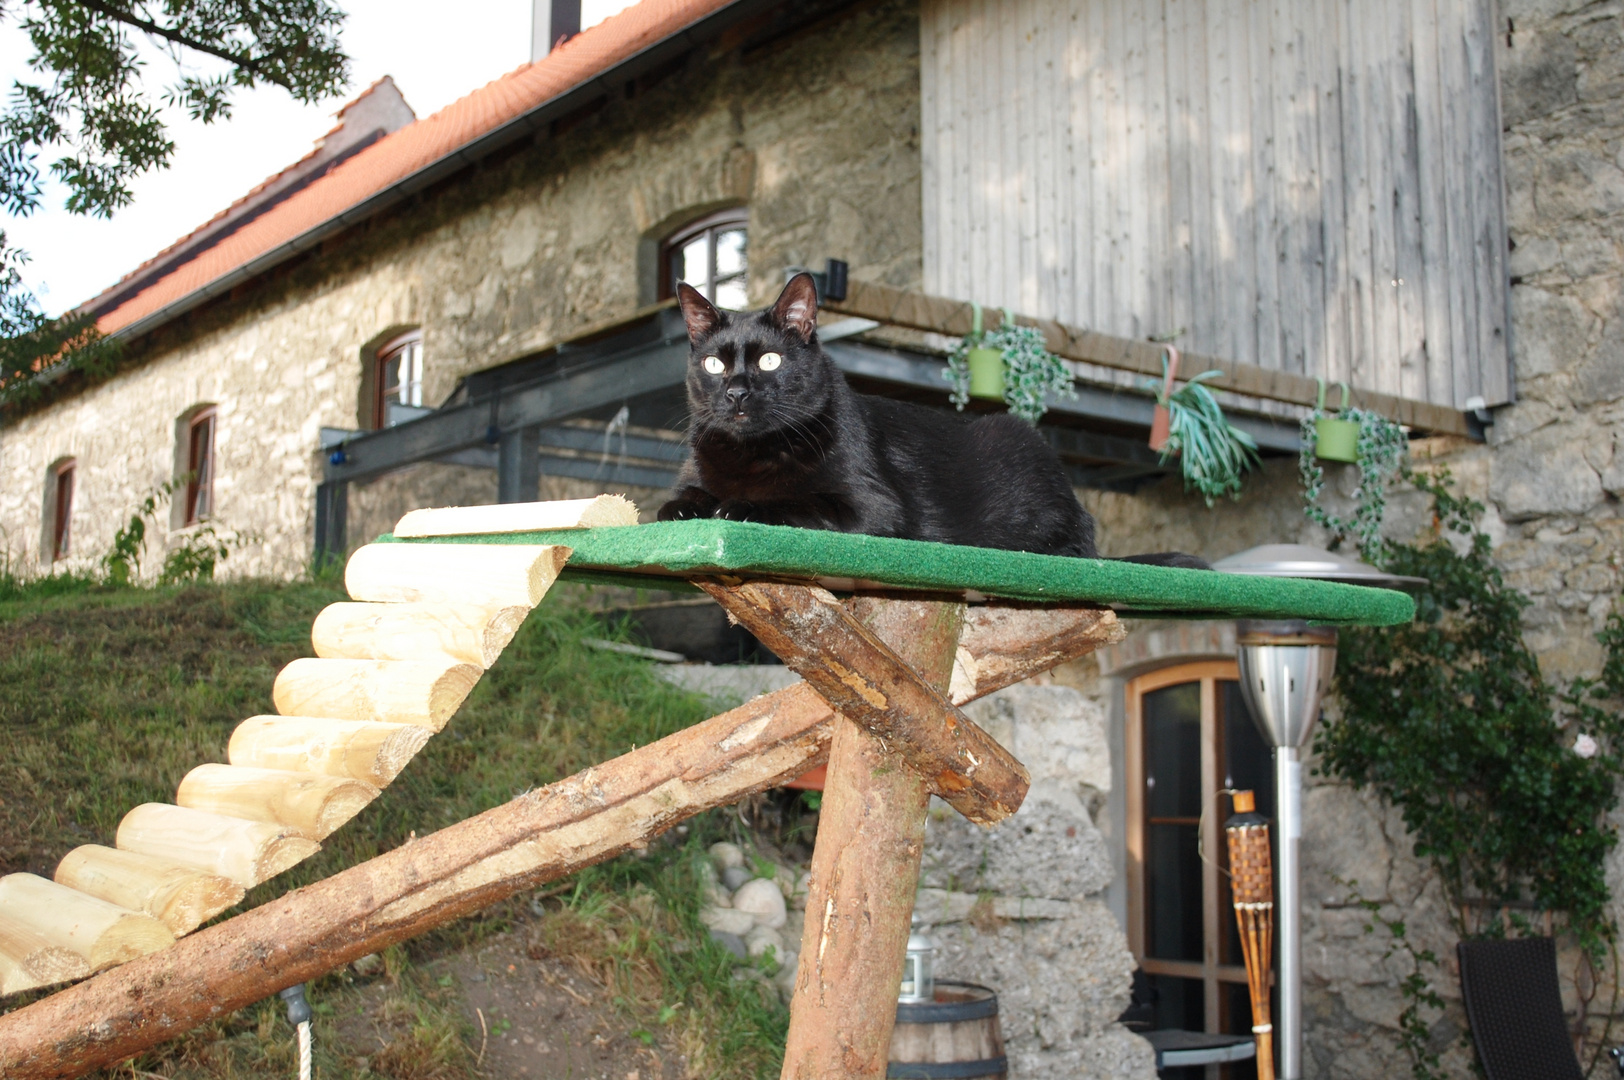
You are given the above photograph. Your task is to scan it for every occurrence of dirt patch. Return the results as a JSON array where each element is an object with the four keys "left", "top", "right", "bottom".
[
  {"left": 451, "top": 933, "right": 681, "bottom": 1080},
  {"left": 328, "top": 930, "right": 685, "bottom": 1080}
]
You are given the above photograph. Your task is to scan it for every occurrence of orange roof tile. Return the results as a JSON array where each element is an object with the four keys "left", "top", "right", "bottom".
[
  {"left": 85, "top": 77, "right": 411, "bottom": 314},
  {"left": 95, "top": 0, "right": 742, "bottom": 337}
]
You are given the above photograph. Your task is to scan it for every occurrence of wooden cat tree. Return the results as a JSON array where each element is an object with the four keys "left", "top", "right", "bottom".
[{"left": 0, "top": 496, "right": 1410, "bottom": 1079}]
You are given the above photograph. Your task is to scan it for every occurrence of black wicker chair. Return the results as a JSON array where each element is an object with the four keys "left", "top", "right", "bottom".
[{"left": 1457, "top": 937, "right": 1583, "bottom": 1080}]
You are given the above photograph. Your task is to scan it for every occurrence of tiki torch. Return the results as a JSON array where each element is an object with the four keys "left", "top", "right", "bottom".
[{"left": 1226, "top": 789, "right": 1275, "bottom": 1080}]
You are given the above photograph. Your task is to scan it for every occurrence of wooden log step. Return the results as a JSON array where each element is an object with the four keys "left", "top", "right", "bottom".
[
  {"left": 0, "top": 913, "right": 90, "bottom": 996},
  {"left": 345, "top": 543, "right": 570, "bottom": 608},
  {"left": 393, "top": 495, "right": 638, "bottom": 537},
  {"left": 311, "top": 601, "right": 529, "bottom": 668},
  {"left": 272, "top": 657, "right": 481, "bottom": 731},
  {"left": 176, "top": 765, "right": 381, "bottom": 841},
  {"left": 116, "top": 804, "right": 320, "bottom": 889},
  {"left": 0, "top": 875, "right": 173, "bottom": 975},
  {"left": 53, "top": 847, "right": 245, "bottom": 937},
  {"left": 229, "top": 716, "right": 432, "bottom": 787}
]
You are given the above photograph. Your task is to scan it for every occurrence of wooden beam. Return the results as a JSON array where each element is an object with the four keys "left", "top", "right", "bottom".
[
  {"left": 175, "top": 765, "right": 379, "bottom": 841},
  {"left": 115, "top": 805, "right": 320, "bottom": 889},
  {"left": 0, "top": 877, "right": 173, "bottom": 974},
  {"left": 392, "top": 494, "right": 638, "bottom": 538},
  {"left": 271, "top": 658, "right": 482, "bottom": 731},
  {"left": 781, "top": 597, "right": 961, "bottom": 1080},
  {"left": 951, "top": 603, "right": 1125, "bottom": 703},
  {"left": 311, "top": 602, "right": 530, "bottom": 668},
  {"left": 823, "top": 279, "right": 1472, "bottom": 437},
  {"left": 227, "top": 716, "right": 432, "bottom": 787},
  {"left": 52, "top": 848, "right": 243, "bottom": 937},
  {"left": 697, "top": 579, "right": 1029, "bottom": 826},
  {"left": 0, "top": 601, "right": 1120, "bottom": 1077},
  {"left": 343, "top": 543, "right": 570, "bottom": 608}
]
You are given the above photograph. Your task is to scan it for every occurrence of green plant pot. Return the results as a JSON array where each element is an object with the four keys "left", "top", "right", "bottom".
[
  {"left": 966, "top": 347, "right": 1005, "bottom": 401},
  {"left": 1315, "top": 417, "right": 1360, "bottom": 462}
]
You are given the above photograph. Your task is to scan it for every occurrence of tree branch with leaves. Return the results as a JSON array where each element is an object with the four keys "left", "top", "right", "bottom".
[{"left": 0, "top": 0, "right": 350, "bottom": 403}]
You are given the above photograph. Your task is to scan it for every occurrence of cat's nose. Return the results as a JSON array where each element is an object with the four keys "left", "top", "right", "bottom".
[{"left": 725, "top": 385, "right": 751, "bottom": 409}]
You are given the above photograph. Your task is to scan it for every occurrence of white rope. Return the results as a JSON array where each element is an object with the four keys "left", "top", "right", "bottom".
[{"left": 297, "top": 1019, "right": 312, "bottom": 1080}]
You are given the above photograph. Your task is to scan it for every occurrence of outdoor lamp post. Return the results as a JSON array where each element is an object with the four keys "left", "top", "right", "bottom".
[
  {"left": 1211, "top": 545, "right": 1425, "bottom": 1080},
  {"left": 1232, "top": 617, "right": 1335, "bottom": 1080}
]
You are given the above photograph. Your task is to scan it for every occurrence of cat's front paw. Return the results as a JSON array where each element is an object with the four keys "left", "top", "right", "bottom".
[
  {"left": 713, "top": 499, "right": 761, "bottom": 523},
  {"left": 658, "top": 497, "right": 713, "bottom": 521}
]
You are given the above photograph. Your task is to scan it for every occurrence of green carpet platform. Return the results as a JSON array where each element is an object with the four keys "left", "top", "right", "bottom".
[{"left": 384, "top": 518, "right": 1415, "bottom": 626}]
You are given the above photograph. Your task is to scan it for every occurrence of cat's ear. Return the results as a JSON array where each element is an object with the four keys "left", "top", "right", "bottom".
[
  {"left": 769, "top": 272, "right": 819, "bottom": 342},
  {"left": 676, "top": 282, "right": 723, "bottom": 343}
]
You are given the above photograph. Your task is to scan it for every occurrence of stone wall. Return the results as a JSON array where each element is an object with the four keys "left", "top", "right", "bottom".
[
  {"left": 0, "top": 0, "right": 923, "bottom": 579},
  {"left": 923, "top": 683, "right": 1155, "bottom": 1080}
]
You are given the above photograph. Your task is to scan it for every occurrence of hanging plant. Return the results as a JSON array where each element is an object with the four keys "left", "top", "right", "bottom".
[
  {"left": 945, "top": 305, "right": 1075, "bottom": 423},
  {"left": 1298, "top": 382, "right": 1408, "bottom": 563},
  {"left": 1142, "top": 348, "right": 1258, "bottom": 506}
]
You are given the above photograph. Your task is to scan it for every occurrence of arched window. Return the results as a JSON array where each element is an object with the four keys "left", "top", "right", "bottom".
[
  {"left": 373, "top": 330, "right": 424, "bottom": 428},
  {"left": 659, "top": 209, "right": 747, "bottom": 309},
  {"left": 42, "top": 457, "right": 75, "bottom": 562},
  {"left": 183, "top": 407, "right": 217, "bottom": 525},
  {"left": 1125, "top": 661, "right": 1275, "bottom": 1056}
]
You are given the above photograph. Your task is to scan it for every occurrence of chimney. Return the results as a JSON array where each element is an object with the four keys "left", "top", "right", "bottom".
[{"left": 532, "top": 0, "right": 582, "bottom": 62}]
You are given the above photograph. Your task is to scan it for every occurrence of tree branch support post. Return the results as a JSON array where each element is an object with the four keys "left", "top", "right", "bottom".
[{"left": 697, "top": 581, "right": 1020, "bottom": 1080}]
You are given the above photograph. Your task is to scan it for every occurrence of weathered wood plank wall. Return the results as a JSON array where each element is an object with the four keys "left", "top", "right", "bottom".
[{"left": 920, "top": 0, "right": 1512, "bottom": 408}]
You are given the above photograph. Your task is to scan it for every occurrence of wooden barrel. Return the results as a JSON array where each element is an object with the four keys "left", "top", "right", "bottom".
[{"left": 887, "top": 981, "right": 1008, "bottom": 1079}]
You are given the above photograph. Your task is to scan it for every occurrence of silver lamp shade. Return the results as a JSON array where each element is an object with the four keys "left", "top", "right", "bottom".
[{"left": 1235, "top": 621, "right": 1338, "bottom": 751}]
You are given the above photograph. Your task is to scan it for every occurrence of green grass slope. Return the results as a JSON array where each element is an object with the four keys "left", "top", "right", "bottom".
[{"left": 0, "top": 577, "right": 789, "bottom": 1079}]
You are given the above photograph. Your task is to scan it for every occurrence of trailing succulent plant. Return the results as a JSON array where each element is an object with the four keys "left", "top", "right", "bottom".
[
  {"left": 944, "top": 307, "right": 1075, "bottom": 423},
  {"left": 1298, "top": 406, "right": 1408, "bottom": 563},
  {"left": 1144, "top": 356, "right": 1258, "bottom": 506}
]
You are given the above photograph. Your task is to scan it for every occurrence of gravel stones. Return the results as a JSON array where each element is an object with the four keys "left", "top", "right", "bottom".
[
  {"left": 732, "top": 878, "right": 788, "bottom": 928},
  {"left": 707, "top": 842, "right": 744, "bottom": 870},
  {"left": 744, "top": 925, "right": 785, "bottom": 959},
  {"left": 698, "top": 905, "right": 755, "bottom": 936}
]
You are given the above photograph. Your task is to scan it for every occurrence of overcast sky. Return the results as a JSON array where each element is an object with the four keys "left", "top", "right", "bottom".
[{"left": 3, "top": 0, "right": 638, "bottom": 316}]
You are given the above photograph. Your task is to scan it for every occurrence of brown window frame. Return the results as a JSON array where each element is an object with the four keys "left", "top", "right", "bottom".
[
  {"left": 373, "top": 330, "right": 424, "bottom": 429},
  {"left": 658, "top": 208, "right": 748, "bottom": 307},
  {"left": 1125, "top": 660, "right": 1275, "bottom": 1059},
  {"left": 184, "top": 408, "right": 217, "bottom": 526},
  {"left": 51, "top": 460, "right": 75, "bottom": 559}
]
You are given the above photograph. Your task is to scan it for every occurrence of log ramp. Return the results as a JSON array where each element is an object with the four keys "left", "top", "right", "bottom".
[{"left": 0, "top": 494, "right": 1124, "bottom": 1079}]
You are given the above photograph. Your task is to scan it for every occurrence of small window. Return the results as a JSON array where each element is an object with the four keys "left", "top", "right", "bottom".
[
  {"left": 184, "top": 409, "right": 217, "bottom": 525},
  {"left": 660, "top": 210, "right": 748, "bottom": 310},
  {"left": 374, "top": 330, "right": 424, "bottom": 428},
  {"left": 47, "top": 459, "right": 75, "bottom": 560}
]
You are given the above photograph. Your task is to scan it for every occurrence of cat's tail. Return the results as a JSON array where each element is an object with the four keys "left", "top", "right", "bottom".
[{"left": 1114, "top": 552, "right": 1212, "bottom": 570}]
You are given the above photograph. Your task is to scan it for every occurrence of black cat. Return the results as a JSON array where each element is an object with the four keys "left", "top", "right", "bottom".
[{"left": 659, "top": 273, "right": 1199, "bottom": 567}]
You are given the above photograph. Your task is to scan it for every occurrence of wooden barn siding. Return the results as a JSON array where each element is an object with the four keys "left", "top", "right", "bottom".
[{"left": 920, "top": 0, "right": 1512, "bottom": 409}]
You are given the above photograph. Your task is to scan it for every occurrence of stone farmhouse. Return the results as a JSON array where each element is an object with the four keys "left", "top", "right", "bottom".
[{"left": 1, "top": 0, "right": 1620, "bottom": 1076}]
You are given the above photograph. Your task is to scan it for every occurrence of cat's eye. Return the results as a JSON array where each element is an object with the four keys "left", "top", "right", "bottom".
[
  {"left": 758, "top": 352, "right": 783, "bottom": 372},
  {"left": 702, "top": 356, "right": 725, "bottom": 375}
]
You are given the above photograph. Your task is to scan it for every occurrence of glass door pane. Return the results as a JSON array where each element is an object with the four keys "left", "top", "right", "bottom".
[{"left": 1143, "top": 682, "right": 1202, "bottom": 962}]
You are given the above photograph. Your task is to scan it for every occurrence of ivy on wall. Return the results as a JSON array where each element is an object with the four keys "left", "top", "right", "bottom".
[
  {"left": 1322, "top": 469, "right": 1624, "bottom": 958},
  {"left": 1320, "top": 468, "right": 1624, "bottom": 1071}
]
